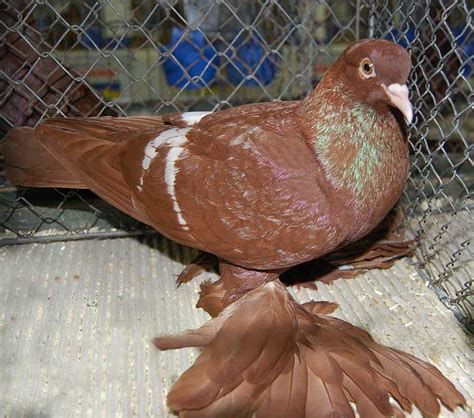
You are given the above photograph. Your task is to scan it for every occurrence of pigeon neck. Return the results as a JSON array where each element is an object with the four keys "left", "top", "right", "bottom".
[{"left": 297, "top": 74, "right": 408, "bottom": 225}]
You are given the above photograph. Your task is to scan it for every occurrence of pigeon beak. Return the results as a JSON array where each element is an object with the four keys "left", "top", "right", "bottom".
[{"left": 382, "top": 83, "right": 413, "bottom": 125}]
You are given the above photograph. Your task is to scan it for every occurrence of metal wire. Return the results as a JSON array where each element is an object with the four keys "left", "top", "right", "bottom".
[
  {"left": 365, "top": 0, "right": 472, "bottom": 329},
  {"left": 0, "top": 0, "right": 472, "bottom": 328}
]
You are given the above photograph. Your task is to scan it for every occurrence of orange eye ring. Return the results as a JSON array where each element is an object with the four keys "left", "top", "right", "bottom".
[{"left": 359, "top": 58, "right": 375, "bottom": 78}]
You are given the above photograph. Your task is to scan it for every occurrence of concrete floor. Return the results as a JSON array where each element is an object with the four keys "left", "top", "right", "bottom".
[{"left": 0, "top": 236, "right": 472, "bottom": 417}]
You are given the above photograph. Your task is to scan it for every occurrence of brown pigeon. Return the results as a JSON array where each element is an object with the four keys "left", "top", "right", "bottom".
[{"left": 3, "top": 39, "right": 466, "bottom": 417}]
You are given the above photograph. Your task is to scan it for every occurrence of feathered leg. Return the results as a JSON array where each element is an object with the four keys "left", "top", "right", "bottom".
[
  {"left": 154, "top": 266, "right": 465, "bottom": 418},
  {"left": 176, "top": 252, "right": 217, "bottom": 287},
  {"left": 176, "top": 209, "right": 418, "bottom": 304}
]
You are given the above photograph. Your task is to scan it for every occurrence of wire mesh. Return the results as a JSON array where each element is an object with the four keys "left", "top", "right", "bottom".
[
  {"left": 0, "top": 0, "right": 472, "bottom": 328},
  {"left": 365, "top": 0, "right": 472, "bottom": 329}
]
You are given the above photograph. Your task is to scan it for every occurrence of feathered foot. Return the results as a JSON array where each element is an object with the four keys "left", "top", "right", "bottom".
[
  {"left": 195, "top": 278, "right": 226, "bottom": 318},
  {"left": 176, "top": 209, "right": 418, "bottom": 294},
  {"left": 154, "top": 280, "right": 465, "bottom": 418},
  {"left": 182, "top": 225, "right": 418, "bottom": 315},
  {"left": 176, "top": 252, "right": 217, "bottom": 287}
]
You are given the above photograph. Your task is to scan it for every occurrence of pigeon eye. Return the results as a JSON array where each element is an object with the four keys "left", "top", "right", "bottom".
[{"left": 360, "top": 59, "right": 375, "bottom": 78}]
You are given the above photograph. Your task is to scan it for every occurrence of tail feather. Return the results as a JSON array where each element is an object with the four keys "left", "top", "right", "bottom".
[
  {"left": 2, "top": 119, "right": 157, "bottom": 225},
  {"left": 3, "top": 127, "right": 85, "bottom": 188},
  {"left": 153, "top": 281, "right": 466, "bottom": 418}
]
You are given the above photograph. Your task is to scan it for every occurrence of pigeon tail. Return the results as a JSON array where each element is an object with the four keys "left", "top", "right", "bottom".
[
  {"left": 3, "top": 127, "right": 85, "bottom": 188},
  {"left": 153, "top": 280, "right": 466, "bottom": 418}
]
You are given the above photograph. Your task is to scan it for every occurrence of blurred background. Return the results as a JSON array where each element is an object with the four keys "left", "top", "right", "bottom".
[{"left": 0, "top": 0, "right": 472, "bottom": 328}]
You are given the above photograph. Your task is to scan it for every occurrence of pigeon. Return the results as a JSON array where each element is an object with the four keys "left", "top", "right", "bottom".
[{"left": 3, "top": 39, "right": 466, "bottom": 417}]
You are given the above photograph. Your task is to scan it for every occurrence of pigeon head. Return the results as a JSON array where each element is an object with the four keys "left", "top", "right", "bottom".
[{"left": 337, "top": 39, "right": 413, "bottom": 124}]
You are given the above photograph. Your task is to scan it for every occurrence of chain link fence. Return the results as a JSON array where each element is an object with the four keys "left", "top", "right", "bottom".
[
  {"left": 365, "top": 0, "right": 472, "bottom": 330},
  {"left": 0, "top": 0, "right": 472, "bottom": 329}
]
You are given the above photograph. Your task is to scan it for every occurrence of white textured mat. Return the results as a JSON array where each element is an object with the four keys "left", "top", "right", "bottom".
[{"left": 0, "top": 236, "right": 472, "bottom": 417}]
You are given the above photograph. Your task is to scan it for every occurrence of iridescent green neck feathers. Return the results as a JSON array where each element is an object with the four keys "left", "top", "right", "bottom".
[{"left": 298, "top": 78, "right": 408, "bottom": 210}]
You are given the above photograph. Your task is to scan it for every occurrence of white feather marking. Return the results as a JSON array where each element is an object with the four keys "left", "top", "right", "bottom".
[
  {"left": 142, "top": 128, "right": 189, "bottom": 172},
  {"left": 230, "top": 136, "right": 245, "bottom": 146},
  {"left": 140, "top": 127, "right": 191, "bottom": 229},
  {"left": 180, "top": 111, "right": 211, "bottom": 126},
  {"left": 165, "top": 136, "right": 189, "bottom": 229},
  {"left": 337, "top": 264, "right": 354, "bottom": 271}
]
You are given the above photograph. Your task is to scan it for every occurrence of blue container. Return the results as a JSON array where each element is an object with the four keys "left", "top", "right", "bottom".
[
  {"left": 81, "top": 27, "right": 104, "bottom": 49},
  {"left": 226, "top": 33, "right": 277, "bottom": 86},
  {"left": 162, "top": 27, "right": 219, "bottom": 89},
  {"left": 453, "top": 25, "right": 473, "bottom": 77},
  {"left": 385, "top": 28, "right": 416, "bottom": 49}
]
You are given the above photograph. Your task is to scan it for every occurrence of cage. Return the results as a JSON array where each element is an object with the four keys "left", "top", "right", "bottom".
[{"left": 0, "top": 0, "right": 472, "bottom": 416}]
